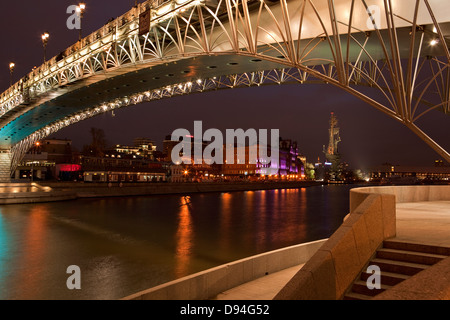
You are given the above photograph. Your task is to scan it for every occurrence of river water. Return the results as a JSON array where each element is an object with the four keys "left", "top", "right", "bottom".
[{"left": 0, "top": 184, "right": 358, "bottom": 300}]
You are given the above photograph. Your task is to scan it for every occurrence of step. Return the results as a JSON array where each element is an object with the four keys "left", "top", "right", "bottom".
[
  {"left": 343, "top": 292, "right": 373, "bottom": 300},
  {"left": 360, "top": 270, "right": 410, "bottom": 286},
  {"left": 369, "top": 258, "right": 428, "bottom": 276},
  {"left": 383, "top": 240, "right": 450, "bottom": 256},
  {"left": 376, "top": 248, "right": 447, "bottom": 266},
  {"left": 351, "top": 280, "right": 391, "bottom": 297}
]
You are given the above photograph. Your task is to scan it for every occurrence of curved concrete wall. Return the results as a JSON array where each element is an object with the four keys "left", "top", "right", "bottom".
[
  {"left": 122, "top": 239, "right": 327, "bottom": 300},
  {"left": 275, "top": 185, "right": 450, "bottom": 300},
  {"left": 275, "top": 188, "right": 397, "bottom": 300},
  {"left": 350, "top": 185, "right": 450, "bottom": 212}
]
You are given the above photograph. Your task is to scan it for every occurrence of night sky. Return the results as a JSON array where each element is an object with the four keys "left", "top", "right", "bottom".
[{"left": 1, "top": 0, "right": 449, "bottom": 171}]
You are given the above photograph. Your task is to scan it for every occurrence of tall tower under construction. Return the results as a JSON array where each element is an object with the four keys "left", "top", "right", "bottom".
[{"left": 323, "top": 112, "right": 342, "bottom": 178}]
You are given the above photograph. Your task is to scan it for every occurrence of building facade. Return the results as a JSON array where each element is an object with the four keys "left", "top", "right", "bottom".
[
  {"left": 370, "top": 164, "right": 450, "bottom": 183},
  {"left": 80, "top": 155, "right": 167, "bottom": 183},
  {"left": 15, "top": 139, "right": 74, "bottom": 181}
]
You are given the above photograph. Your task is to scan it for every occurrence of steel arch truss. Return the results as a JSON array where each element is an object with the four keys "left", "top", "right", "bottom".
[
  {"left": 2, "top": 0, "right": 450, "bottom": 169},
  {"left": 9, "top": 68, "right": 321, "bottom": 174}
]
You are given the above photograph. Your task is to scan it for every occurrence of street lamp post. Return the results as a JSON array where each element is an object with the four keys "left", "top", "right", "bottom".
[
  {"left": 9, "top": 62, "right": 15, "bottom": 86},
  {"left": 41, "top": 32, "right": 50, "bottom": 63},
  {"left": 77, "top": 3, "right": 86, "bottom": 41},
  {"left": 30, "top": 142, "right": 40, "bottom": 182}
]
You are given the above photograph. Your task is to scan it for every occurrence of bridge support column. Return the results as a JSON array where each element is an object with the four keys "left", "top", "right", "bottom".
[{"left": 0, "top": 149, "right": 12, "bottom": 182}]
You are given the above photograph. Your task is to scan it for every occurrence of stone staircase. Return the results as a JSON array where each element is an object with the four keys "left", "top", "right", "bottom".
[{"left": 343, "top": 240, "right": 450, "bottom": 300}]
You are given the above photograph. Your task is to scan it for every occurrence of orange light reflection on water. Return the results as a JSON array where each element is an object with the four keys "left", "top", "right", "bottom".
[
  {"left": 13, "top": 206, "right": 48, "bottom": 297},
  {"left": 174, "top": 197, "right": 193, "bottom": 278},
  {"left": 218, "top": 192, "right": 232, "bottom": 253}
]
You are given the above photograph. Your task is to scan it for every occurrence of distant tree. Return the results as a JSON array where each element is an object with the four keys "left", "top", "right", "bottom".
[
  {"left": 305, "top": 162, "right": 315, "bottom": 180},
  {"left": 82, "top": 128, "right": 106, "bottom": 157}
]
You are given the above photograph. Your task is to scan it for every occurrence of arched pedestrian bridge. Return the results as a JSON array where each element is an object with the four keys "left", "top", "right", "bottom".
[{"left": 1, "top": 0, "right": 450, "bottom": 181}]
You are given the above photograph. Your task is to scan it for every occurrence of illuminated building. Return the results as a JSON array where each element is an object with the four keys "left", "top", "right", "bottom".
[
  {"left": 81, "top": 156, "right": 167, "bottom": 183},
  {"left": 314, "top": 157, "right": 325, "bottom": 181},
  {"left": 370, "top": 164, "right": 450, "bottom": 183},
  {"left": 323, "top": 112, "right": 343, "bottom": 181},
  {"left": 106, "top": 138, "right": 157, "bottom": 161},
  {"left": 15, "top": 139, "right": 75, "bottom": 181},
  {"left": 222, "top": 145, "right": 257, "bottom": 178},
  {"left": 278, "top": 139, "right": 302, "bottom": 177}
]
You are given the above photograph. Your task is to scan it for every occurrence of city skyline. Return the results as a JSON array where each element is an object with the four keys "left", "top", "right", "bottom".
[
  {"left": 48, "top": 84, "right": 449, "bottom": 170},
  {"left": 1, "top": 0, "right": 449, "bottom": 171}
]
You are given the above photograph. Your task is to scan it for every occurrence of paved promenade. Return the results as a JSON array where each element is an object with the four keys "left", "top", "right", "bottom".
[
  {"left": 213, "top": 200, "right": 450, "bottom": 300},
  {"left": 214, "top": 264, "right": 305, "bottom": 300},
  {"left": 395, "top": 201, "right": 450, "bottom": 247}
]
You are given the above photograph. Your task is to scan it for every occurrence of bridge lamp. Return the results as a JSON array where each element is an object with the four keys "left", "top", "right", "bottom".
[
  {"left": 77, "top": 3, "right": 86, "bottom": 12},
  {"left": 77, "top": 3, "right": 86, "bottom": 41},
  {"left": 41, "top": 32, "right": 50, "bottom": 63},
  {"left": 30, "top": 141, "right": 41, "bottom": 183},
  {"left": 9, "top": 62, "right": 15, "bottom": 86},
  {"left": 430, "top": 39, "right": 439, "bottom": 46}
]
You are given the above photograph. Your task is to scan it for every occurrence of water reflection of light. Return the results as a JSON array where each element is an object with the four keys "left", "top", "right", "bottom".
[
  {"left": 174, "top": 197, "right": 193, "bottom": 278},
  {"left": 259, "top": 190, "right": 266, "bottom": 201},
  {"left": 255, "top": 190, "right": 268, "bottom": 251},
  {"left": 294, "top": 188, "right": 308, "bottom": 242},
  {"left": 219, "top": 193, "right": 232, "bottom": 253},
  {"left": 0, "top": 213, "right": 11, "bottom": 286},
  {"left": 14, "top": 206, "right": 47, "bottom": 297},
  {"left": 268, "top": 188, "right": 309, "bottom": 245},
  {"left": 246, "top": 191, "right": 254, "bottom": 209}
]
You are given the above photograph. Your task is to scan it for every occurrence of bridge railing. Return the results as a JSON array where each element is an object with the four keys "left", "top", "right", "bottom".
[{"left": 0, "top": 0, "right": 175, "bottom": 116}]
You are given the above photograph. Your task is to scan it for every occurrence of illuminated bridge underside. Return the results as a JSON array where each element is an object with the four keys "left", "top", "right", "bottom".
[{"left": 1, "top": 0, "right": 450, "bottom": 177}]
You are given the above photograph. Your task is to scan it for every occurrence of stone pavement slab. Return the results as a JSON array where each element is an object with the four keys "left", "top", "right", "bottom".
[
  {"left": 395, "top": 201, "right": 450, "bottom": 247},
  {"left": 213, "top": 264, "right": 305, "bottom": 300}
]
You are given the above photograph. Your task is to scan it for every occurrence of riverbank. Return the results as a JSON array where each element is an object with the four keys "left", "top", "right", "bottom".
[{"left": 0, "top": 181, "right": 323, "bottom": 205}]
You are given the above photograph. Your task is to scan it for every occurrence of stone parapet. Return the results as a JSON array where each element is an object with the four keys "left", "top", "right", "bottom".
[
  {"left": 350, "top": 185, "right": 450, "bottom": 211},
  {"left": 274, "top": 188, "right": 397, "bottom": 300},
  {"left": 122, "top": 239, "right": 327, "bottom": 300}
]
